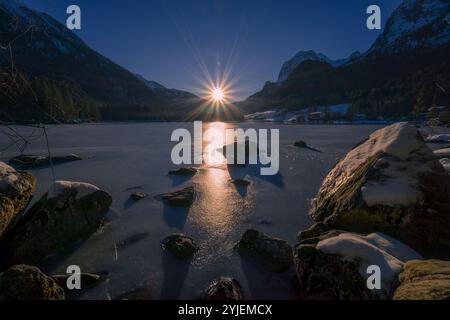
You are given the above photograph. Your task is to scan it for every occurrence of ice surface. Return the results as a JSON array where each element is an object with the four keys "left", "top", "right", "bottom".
[{"left": 0, "top": 123, "right": 383, "bottom": 299}]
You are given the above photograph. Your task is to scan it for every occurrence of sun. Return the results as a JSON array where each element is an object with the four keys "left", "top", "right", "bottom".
[{"left": 211, "top": 87, "right": 225, "bottom": 102}]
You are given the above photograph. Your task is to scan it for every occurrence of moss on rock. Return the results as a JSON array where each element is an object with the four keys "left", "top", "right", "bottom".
[
  {"left": 394, "top": 260, "right": 450, "bottom": 300},
  {"left": 0, "top": 265, "right": 65, "bottom": 300},
  {"left": 0, "top": 162, "right": 35, "bottom": 238}
]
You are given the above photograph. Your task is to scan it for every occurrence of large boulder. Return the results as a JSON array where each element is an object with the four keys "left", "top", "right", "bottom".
[
  {"left": 0, "top": 162, "right": 35, "bottom": 238},
  {"left": 394, "top": 260, "right": 450, "bottom": 300},
  {"left": 310, "top": 122, "right": 450, "bottom": 258},
  {"left": 0, "top": 265, "right": 65, "bottom": 300},
  {"left": 1, "top": 180, "right": 112, "bottom": 266},
  {"left": 295, "top": 232, "right": 422, "bottom": 300},
  {"left": 238, "top": 229, "right": 293, "bottom": 272}
]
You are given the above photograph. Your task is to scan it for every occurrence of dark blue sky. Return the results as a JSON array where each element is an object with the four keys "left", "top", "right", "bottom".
[{"left": 24, "top": 0, "right": 402, "bottom": 100}]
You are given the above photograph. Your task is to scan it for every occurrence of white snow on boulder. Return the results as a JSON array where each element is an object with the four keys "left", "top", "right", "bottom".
[
  {"left": 440, "top": 158, "right": 450, "bottom": 174},
  {"left": 317, "top": 232, "right": 422, "bottom": 296},
  {"left": 426, "top": 134, "right": 450, "bottom": 143},
  {"left": 47, "top": 180, "right": 100, "bottom": 200},
  {"left": 433, "top": 147, "right": 450, "bottom": 158},
  {"left": 324, "top": 122, "right": 436, "bottom": 207}
]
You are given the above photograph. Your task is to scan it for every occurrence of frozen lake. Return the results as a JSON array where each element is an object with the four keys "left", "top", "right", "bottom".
[{"left": 0, "top": 122, "right": 382, "bottom": 300}]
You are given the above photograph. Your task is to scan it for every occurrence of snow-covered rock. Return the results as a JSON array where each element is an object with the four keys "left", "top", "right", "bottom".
[
  {"left": 1, "top": 181, "right": 112, "bottom": 266},
  {"left": 277, "top": 50, "right": 360, "bottom": 82},
  {"left": 295, "top": 231, "right": 421, "bottom": 299},
  {"left": 426, "top": 133, "right": 450, "bottom": 143},
  {"left": 317, "top": 233, "right": 421, "bottom": 294},
  {"left": 310, "top": 122, "right": 450, "bottom": 258},
  {"left": 47, "top": 180, "right": 100, "bottom": 200},
  {"left": 440, "top": 158, "right": 450, "bottom": 174},
  {"left": 0, "top": 162, "right": 35, "bottom": 237},
  {"left": 433, "top": 147, "right": 450, "bottom": 158}
]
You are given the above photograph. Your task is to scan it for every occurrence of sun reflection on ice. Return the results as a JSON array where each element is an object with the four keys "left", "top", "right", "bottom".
[{"left": 188, "top": 122, "right": 253, "bottom": 262}]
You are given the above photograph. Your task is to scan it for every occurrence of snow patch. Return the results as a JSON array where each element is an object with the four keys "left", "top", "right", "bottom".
[
  {"left": 426, "top": 134, "right": 450, "bottom": 143},
  {"left": 433, "top": 147, "right": 450, "bottom": 158},
  {"left": 317, "top": 232, "right": 422, "bottom": 296},
  {"left": 325, "top": 122, "right": 436, "bottom": 207},
  {"left": 47, "top": 180, "right": 100, "bottom": 200},
  {"left": 440, "top": 158, "right": 450, "bottom": 174}
]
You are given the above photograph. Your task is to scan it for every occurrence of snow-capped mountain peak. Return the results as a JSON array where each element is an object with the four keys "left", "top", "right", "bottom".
[
  {"left": 277, "top": 50, "right": 360, "bottom": 82},
  {"left": 368, "top": 0, "right": 450, "bottom": 53}
]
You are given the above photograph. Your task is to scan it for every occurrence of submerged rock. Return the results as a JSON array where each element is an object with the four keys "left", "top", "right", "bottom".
[
  {"left": 238, "top": 229, "right": 293, "bottom": 272},
  {"left": 162, "top": 233, "right": 198, "bottom": 259},
  {"left": 310, "top": 122, "right": 450, "bottom": 258},
  {"left": 116, "top": 233, "right": 148, "bottom": 250},
  {"left": 161, "top": 186, "right": 195, "bottom": 207},
  {"left": 295, "top": 231, "right": 422, "bottom": 300},
  {"left": 0, "top": 162, "right": 35, "bottom": 237},
  {"left": 2, "top": 180, "right": 112, "bottom": 266},
  {"left": 394, "top": 260, "right": 450, "bottom": 300},
  {"left": 168, "top": 167, "right": 198, "bottom": 176},
  {"left": 130, "top": 192, "right": 148, "bottom": 201},
  {"left": 0, "top": 265, "right": 65, "bottom": 300},
  {"left": 294, "top": 141, "right": 308, "bottom": 148},
  {"left": 52, "top": 272, "right": 108, "bottom": 291},
  {"left": 231, "top": 178, "right": 251, "bottom": 186},
  {"left": 9, "top": 154, "right": 82, "bottom": 169},
  {"left": 204, "top": 277, "right": 243, "bottom": 300},
  {"left": 221, "top": 140, "right": 259, "bottom": 165}
]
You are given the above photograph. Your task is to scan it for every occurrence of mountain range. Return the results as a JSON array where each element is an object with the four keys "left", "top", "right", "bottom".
[
  {"left": 238, "top": 0, "right": 450, "bottom": 117},
  {"left": 0, "top": 0, "right": 449, "bottom": 122},
  {"left": 0, "top": 0, "right": 211, "bottom": 122}
]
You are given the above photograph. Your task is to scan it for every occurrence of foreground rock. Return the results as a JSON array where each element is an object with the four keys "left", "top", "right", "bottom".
[
  {"left": 168, "top": 167, "right": 198, "bottom": 176},
  {"left": 394, "top": 260, "right": 450, "bottom": 300},
  {"left": 0, "top": 162, "right": 35, "bottom": 237},
  {"left": 294, "top": 141, "right": 308, "bottom": 148},
  {"left": 295, "top": 232, "right": 422, "bottom": 300},
  {"left": 9, "top": 154, "right": 82, "bottom": 169},
  {"left": 204, "top": 277, "right": 243, "bottom": 300},
  {"left": 161, "top": 186, "right": 195, "bottom": 207},
  {"left": 238, "top": 229, "right": 293, "bottom": 272},
  {"left": 130, "top": 192, "right": 148, "bottom": 201},
  {"left": 162, "top": 233, "right": 198, "bottom": 259},
  {"left": 0, "top": 265, "right": 65, "bottom": 300},
  {"left": 2, "top": 180, "right": 112, "bottom": 266},
  {"left": 310, "top": 122, "right": 450, "bottom": 258}
]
